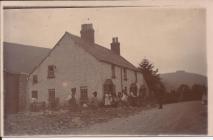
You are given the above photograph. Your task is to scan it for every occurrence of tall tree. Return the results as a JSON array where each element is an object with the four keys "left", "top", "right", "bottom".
[
  {"left": 138, "top": 59, "right": 165, "bottom": 109},
  {"left": 138, "top": 59, "right": 162, "bottom": 92}
]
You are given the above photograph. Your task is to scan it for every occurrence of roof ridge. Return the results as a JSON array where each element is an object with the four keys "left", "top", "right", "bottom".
[
  {"left": 66, "top": 32, "right": 115, "bottom": 53},
  {"left": 3, "top": 41, "right": 51, "bottom": 50},
  {"left": 66, "top": 32, "right": 137, "bottom": 70},
  {"left": 4, "top": 42, "right": 51, "bottom": 74}
]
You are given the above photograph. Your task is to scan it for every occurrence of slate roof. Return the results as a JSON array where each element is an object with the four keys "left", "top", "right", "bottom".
[
  {"left": 66, "top": 32, "right": 138, "bottom": 71},
  {"left": 3, "top": 32, "right": 138, "bottom": 74},
  {"left": 3, "top": 42, "right": 51, "bottom": 74}
]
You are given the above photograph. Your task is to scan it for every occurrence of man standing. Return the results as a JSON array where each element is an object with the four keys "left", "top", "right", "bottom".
[
  {"left": 69, "top": 88, "right": 78, "bottom": 111},
  {"left": 154, "top": 83, "right": 165, "bottom": 109},
  {"left": 31, "top": 97, "right": 38, "bottom": 112},
  {"left": 90, "top": 91, "right": 99, "bottom": 109}
]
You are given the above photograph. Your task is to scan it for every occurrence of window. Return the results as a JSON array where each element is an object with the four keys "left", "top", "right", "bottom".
[
  {"left": 124, "top": 68, "right": 127, "bottom": 81},
  {"left": 48, "top": 65, "right": 56, "bottom": 78},
  {"left": 32, "top": 90, "right": 38, "bottom": 99},
  {"left": 48, "top": 89, "right": 56, "bottom": 108},
  {"left": 111, "top": 65, "right": 116, "bottom": 79},
  {"left": 48, "top": 89, "right": 55, "bottom": 102},
  {"left": 32, "top": 75, "right": 38, "bottom": 84},
  {"left": 135, "top": 71, "right": 137, "bottom": 82},
  {"left": 80, "top": 86, "right": 88, "bottom": 104}
]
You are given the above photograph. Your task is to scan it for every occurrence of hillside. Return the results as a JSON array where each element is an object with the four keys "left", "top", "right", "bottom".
[{"left": 160, "top": 71, "right": 207, "bottom": 92}]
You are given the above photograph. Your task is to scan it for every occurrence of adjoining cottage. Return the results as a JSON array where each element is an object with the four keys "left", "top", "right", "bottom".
[
  {"left": 3, "top": 43, "right": 51, "bottom": 113},
  {"left": 4, "top": 23, "right": 149, "bottom": 113}
]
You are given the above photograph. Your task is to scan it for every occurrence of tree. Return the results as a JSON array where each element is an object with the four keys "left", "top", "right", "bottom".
[
  {"left": 138, "top": 59, "right": 162, "bottom": 93},
  {"left": 138, "top": 59, "right": 165, "bottom": 108}
]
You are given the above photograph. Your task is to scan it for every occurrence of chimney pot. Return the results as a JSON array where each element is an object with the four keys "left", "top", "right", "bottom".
[
  {"left": 111, "top": 37, "right": 120, "bottom": 55},
  {"left": 80, "top": 23, "right": 95, "bottom": 43},
  {"left": 115, "top": 37, "right": 118, "bottom": 42},
  {"left": 113, "top": 38, "right": 116, "bottom": 43}
]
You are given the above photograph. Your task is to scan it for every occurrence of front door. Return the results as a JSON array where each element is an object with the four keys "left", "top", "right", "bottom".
[{"left": 103, "top": 79, "right": 116, "bottom": 98}]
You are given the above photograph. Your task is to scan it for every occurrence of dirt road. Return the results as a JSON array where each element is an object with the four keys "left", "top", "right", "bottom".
[{"left": 73, "top": 101, "right": 207, "bottom": 135}]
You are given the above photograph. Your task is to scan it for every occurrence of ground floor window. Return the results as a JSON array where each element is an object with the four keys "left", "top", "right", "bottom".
[
  {"left": 123, "top": 68, "right": 127, "bottom": 81},
  {"left": 80, "top": 86, "right": 88, "bottom": 105},
  {"left": 48, "top": 89, "right": 56, "bottom": 109},
  {"left": 32, "top": 75, "right": 38, "bottom": 84},
  {"left": 32, "top": 90, "right": 38, "bottom": 99}
]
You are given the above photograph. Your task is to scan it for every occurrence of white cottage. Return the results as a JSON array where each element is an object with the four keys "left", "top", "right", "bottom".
[
  {"left": 28, "top": 24, "right": 149, "bottom": 107},
  {"left": 4, "top": 24, "right": 149, "bottom": 112}
]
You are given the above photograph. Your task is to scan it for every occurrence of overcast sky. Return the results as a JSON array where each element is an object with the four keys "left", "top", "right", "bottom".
[{"left": 3, "top": 7, "right": 206, "bottom": 76}]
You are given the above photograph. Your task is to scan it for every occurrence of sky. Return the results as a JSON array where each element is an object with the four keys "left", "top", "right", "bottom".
[{"left": 3, "top": 7, "right": 207, "bottom": 76}]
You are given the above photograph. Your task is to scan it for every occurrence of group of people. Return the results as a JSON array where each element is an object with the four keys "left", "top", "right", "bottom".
[
  {"left": 103, "top": 89, "right": 146, "bottom": 108},
  {"left": 67, "top": 91, "right": 99, "bottom": 111},
  {"left": 67, "top": 90, "right": 143, "bottom": 111}
]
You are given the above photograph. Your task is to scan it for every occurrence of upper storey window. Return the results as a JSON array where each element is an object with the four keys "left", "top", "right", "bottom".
[
  {"left": 32, "top": 75, "right": 38, "bottom": 84},
  {"left": 124, "top": 68, "right": 127, "bottom": 81},
  {"left": 135, "top": 71, "right": 137, "bottom": 82},
  {"left": 48, "top": 65, "right": 56, "bottom": 79},
  {"left": 111, "top": 65, "right": 116, "bottom": 79}
]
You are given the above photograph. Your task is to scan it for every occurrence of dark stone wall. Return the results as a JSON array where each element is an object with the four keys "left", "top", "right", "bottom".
[
  {"left": 18, "top": 74, "right": 29, "bottom": 112},
  {"left": 4, "top": 72, "right": 20, "bottom": 114},
  {"left": 4, "top": 72, "right": 29, "bottom": 114}
]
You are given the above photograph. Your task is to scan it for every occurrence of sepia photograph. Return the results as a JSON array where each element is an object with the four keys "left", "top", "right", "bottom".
[{"left": 1, "top": 1, "right": 209, "bottom": 137}]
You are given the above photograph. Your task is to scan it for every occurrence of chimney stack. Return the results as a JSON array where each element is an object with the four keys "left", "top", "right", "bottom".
[
  {"left": 80, "top": 24, "right": 95, "bottom": 43},
  {"left": 111, "top": 37, "right": 120, "bottom": 55}
]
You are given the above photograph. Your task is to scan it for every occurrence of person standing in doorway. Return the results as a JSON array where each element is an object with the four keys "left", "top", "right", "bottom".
[
  {"left": 104, "top": 93, "right": 111, "bottom": 107},
  {"left": 121, "top": 90, "right": 128, "bottom": 107}
]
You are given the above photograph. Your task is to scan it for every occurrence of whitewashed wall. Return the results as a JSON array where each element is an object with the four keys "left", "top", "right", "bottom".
[
  {"left": 99, "top": 62, "right": 147, "bottom": 96},
  {"left": 28, "top": 32, "right": 149, "bottom": 106},
  {"left": 28, "top": 33, "right": 103, "bottom": 104}
]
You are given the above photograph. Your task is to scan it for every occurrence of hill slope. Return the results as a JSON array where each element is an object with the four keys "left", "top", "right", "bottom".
[{"left": 160, "top": 71, "right": 207, "bottom": 92}]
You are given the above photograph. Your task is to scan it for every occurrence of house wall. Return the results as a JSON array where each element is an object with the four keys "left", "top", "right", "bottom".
[
  {"left": 28, "top": 33, "right": 103, "bottom": 106},
  {"left": 99, "top": 62, "right": 147, "bottom": 96},
  {"left": 18, "top": 73, "right": 29, "bottom": 112},
  {"left": 28, "top": 33, "right": 149, "bottom": 107}
]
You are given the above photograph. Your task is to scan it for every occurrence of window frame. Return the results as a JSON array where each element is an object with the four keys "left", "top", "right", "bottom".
[
  {"left": 32, "top": 75, "right": 38, "bottom": 84},
  {"left": 80, "top": 86, "right": 88, "bottom": 104},
  {"left": 48, "top": 88, "right": 56, "bottom": 101},
  {"left": 32, "top": 90, "right": 38, "bottom": 99},
  {"left": 47, "top": 65, "right": 56, "bottom": 79},
  {"left": 124, "top": 68, "right": 127, "bottom": 81},
  {"left": 111, "top": 65, "right": 116, "bottom": 79},
  {"left": 135, "top": 71, "right": 138, "bottom": 82}
]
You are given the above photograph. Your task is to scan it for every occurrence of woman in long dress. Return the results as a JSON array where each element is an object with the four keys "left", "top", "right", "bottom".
[{"left": 104, "top": 94, "right": 111, "bottom": 107}]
